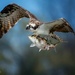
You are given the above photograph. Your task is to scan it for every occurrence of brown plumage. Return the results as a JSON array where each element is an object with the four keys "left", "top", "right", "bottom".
[
  {"left": 49, "top": 18, "right": 75, "bottom": 34},
  {"left": 0, "top": 3, "right": 75, "bottom": 39},
  {"left": 26, "top": 18, "right": 75, "bottom": 42},
  {"left": 0, "top": 3, "right": 37, "bottom": 38}
]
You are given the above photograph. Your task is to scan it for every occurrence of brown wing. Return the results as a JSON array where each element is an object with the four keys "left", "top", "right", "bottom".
[
  {"left": 49, "top": 18, "right": 75, "bottom": 34},
  {"left": 0, "top": 3, "right": 37, "bottom": 38}
]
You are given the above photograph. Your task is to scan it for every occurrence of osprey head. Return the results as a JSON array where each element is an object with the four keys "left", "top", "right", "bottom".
[{"left": 26, "top": 19, "right": 42, "bottom": 30}]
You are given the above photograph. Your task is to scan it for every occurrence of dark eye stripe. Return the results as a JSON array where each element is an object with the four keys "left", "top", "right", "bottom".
[{"left": 32, "top": 25, "right": 39, "bottom": 30}]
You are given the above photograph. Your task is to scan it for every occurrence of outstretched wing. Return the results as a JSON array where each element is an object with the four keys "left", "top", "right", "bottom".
[
  {"left": 0, "top": 3, "right": 37, "bottom": 38},
  {"left": 47, "top": 18, "right": 75, "bottom": 34}
]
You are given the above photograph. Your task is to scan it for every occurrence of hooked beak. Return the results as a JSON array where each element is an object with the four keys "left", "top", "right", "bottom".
[{"left": 26, "top": 25, "right": 30, "bottom": 30}]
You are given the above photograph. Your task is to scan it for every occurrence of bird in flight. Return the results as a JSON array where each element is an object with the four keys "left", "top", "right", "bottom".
[
  {"left": 26, "top": 18, "right": 75, "bottom": 42},
  {"left": 0, "top": 3, "right": 75, "bottom": 41}
]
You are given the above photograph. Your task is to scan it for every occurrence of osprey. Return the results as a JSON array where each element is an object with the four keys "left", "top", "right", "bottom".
[
  {"left": 26, "top": 18, "right": 75, "bottom": 41},
  {"left": 0, "top": 3, "right": 75, "bottom": 41}
]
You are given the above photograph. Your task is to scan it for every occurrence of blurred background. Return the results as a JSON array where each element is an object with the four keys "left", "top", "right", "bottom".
[{"left": 0, "top": 0, "right": 75, "bottom": 75}]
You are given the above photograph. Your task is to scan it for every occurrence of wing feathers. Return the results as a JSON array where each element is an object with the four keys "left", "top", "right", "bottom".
[
  {"left": 49, "top": 18, "right": 75, "bottom": 34},
  {"left": 0, "top": 3, "right": 37, "bottom": 38}
]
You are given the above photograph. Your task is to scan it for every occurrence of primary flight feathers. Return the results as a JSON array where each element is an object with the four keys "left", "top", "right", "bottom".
[
  {"left": 0, "top": 3, "right": 75, "bottom": 38},
  {"left": 0, "top": 3, "right": 37, "bottom": 38}
]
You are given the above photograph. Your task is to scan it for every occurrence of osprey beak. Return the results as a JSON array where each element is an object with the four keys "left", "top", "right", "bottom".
[{"left": 26, "top": 25, "right": 30, "bottom": 30}]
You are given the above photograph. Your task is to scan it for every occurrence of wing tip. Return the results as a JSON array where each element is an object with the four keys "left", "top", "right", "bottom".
[
  {"left": 73, "top": 32, "right": 75, "bottom": 35},
  {"left": 60, "top": 18, "right": 70, "bottom": 26},
  {"left": 60, "top": 18, "right": 68, "bottom": 23},
  {"left": 60, "top": 18, "right": 75, "bottom": 34}
]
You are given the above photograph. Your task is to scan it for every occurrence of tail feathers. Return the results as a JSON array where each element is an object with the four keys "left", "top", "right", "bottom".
[
  {"left": 71, "top": 28, "right": 75, "bottom": 35},
  {"left": 71, "top": 31, "right": 75, "bottom": 35}
]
